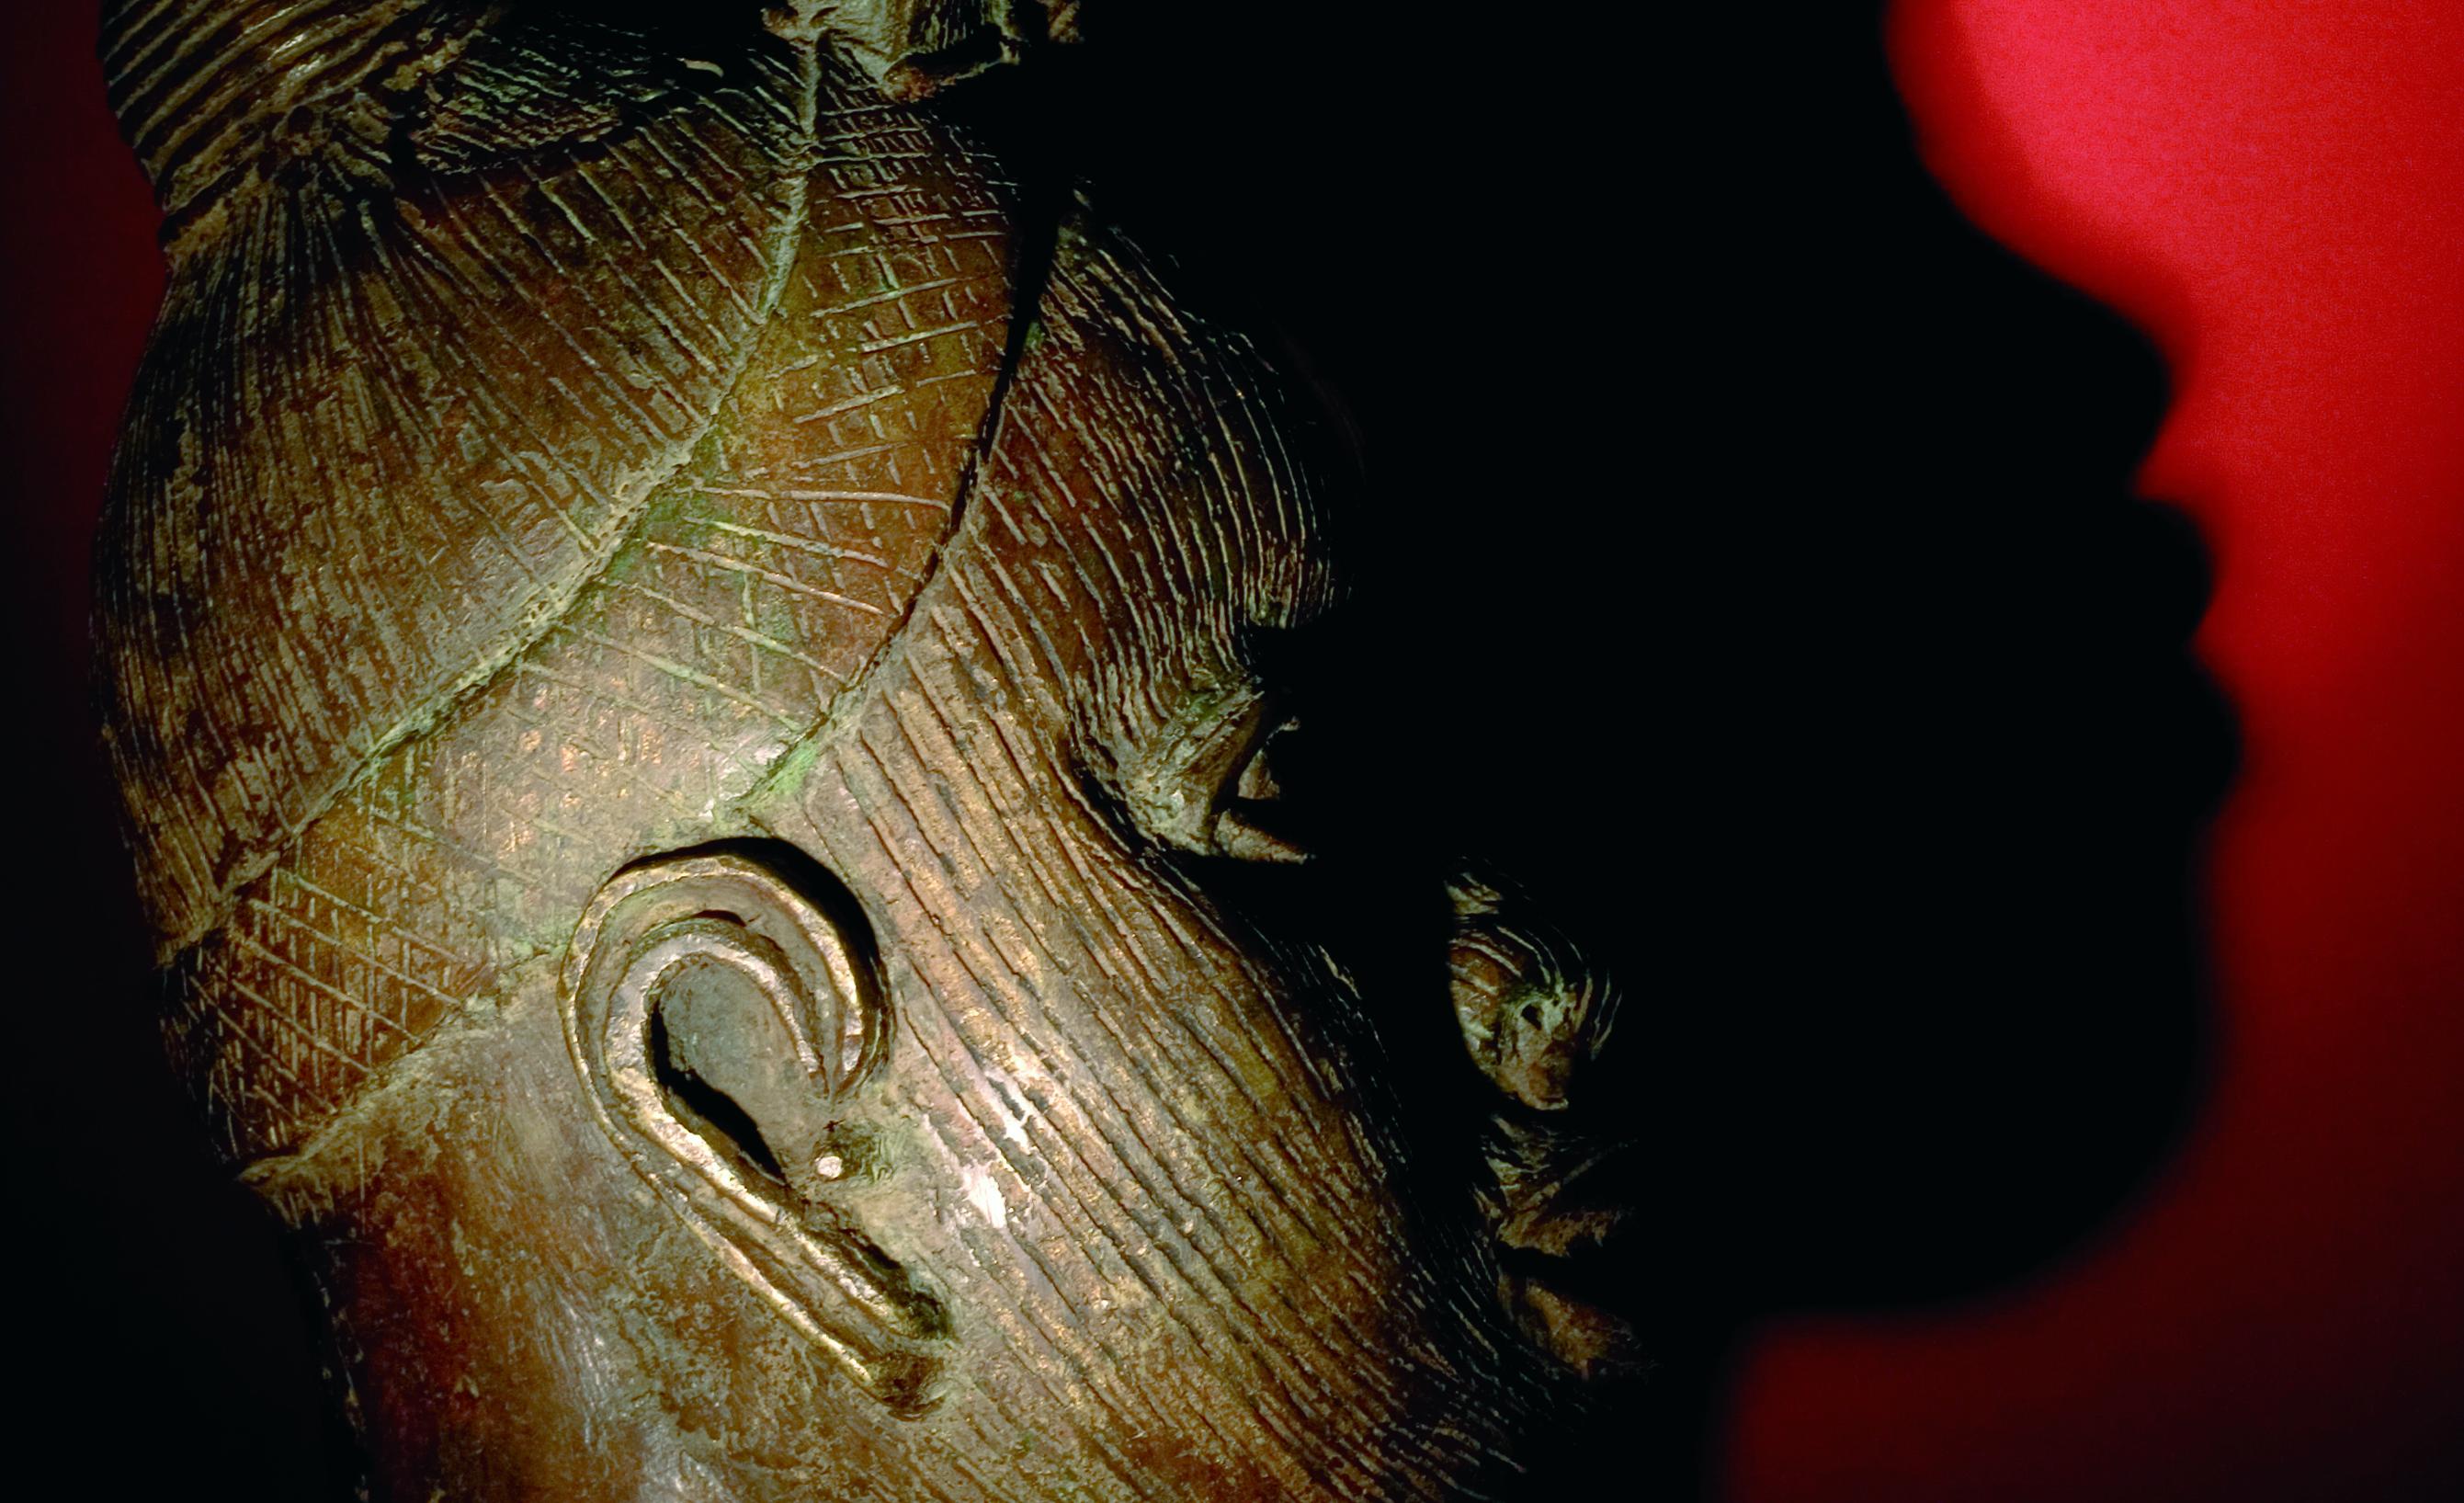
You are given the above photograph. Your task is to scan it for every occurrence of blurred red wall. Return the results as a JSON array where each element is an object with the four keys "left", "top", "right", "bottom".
[
  {"left": 1, "top": 6, "right": 348, "bottom": 1497},
  {"left": 4, "top": 6, "right": 159, "bottom": 591},
  {"left": 1732, "top": 4, "right": 2464, "bottom": 1499}
]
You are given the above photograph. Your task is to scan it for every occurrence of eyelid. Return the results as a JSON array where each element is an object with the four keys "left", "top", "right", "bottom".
[{"left": 1112, "top": 677, "right": 1308, "bottom": 863}]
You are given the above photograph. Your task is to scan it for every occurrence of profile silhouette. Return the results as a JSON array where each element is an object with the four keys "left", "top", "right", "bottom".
[{"left": 1617, "top": 8, "right": 2233, "bottom": 1496}]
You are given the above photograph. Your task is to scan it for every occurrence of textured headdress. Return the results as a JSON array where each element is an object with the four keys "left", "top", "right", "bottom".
[{"left": 98, "top": 0, "right": 1050, "bottom": 1161}]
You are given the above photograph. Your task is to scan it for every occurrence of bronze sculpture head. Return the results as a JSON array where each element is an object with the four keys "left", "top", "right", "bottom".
[{"left": 97, "top": 4, "right": 1633, "bottom": 1496}]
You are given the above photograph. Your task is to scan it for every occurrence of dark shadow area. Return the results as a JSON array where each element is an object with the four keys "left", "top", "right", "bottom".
[
  {"left": 0, "top": 6, "right": 359, "bottom": 1499},
  {"left": 971, "top": 6, "right": 2232, "bottom": 1497}
]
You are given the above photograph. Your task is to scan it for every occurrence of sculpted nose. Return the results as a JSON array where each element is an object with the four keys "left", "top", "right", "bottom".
[{"left": 1446, "top": 871, "right": 1619, "bottom": 1113}]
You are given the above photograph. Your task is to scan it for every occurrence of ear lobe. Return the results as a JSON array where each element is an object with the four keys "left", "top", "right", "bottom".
[{"left": 562, "top": 844, "right": 948, "bottom": 1413}]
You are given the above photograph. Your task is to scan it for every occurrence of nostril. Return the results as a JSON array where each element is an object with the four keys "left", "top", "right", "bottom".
[{"left": 1446, "top": 871, "right": 1618, "bottom": 1114}]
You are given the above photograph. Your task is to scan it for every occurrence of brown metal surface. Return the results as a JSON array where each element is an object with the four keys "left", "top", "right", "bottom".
[{"left": 97, "top": 5, "right": 1636, "bottom": 1497}]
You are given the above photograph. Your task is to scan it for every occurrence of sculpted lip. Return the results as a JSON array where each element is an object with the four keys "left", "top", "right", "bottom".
[{"left": 1446, "top": 868, "right": 1643, "bottom": 1380}]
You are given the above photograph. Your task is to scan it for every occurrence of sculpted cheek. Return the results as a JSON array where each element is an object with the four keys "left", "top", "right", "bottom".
[{"left": 756, "top": 547, "right": 1550, "bottom": 1496}]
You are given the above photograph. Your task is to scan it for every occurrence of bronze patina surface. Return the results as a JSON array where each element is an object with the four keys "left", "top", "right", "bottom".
[{"left": 97, "top": 4, "right": 1636, "bottom": 1496}]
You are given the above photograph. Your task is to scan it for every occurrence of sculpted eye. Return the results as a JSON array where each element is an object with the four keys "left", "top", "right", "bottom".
[
  {"left": 1114, "top": 679, "right": 1311, "bottom": 864},
  {"left": 1217, "top": 714, "right": 1309, "bottom": 864}
]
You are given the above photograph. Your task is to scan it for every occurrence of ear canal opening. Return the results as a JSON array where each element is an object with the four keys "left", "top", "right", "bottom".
[
  {"left": 647, "top": 1000, "right": 789, "bottom": 1186},
  {"left": 671, "top": 837, "right": 889, "bottom": 1094}
]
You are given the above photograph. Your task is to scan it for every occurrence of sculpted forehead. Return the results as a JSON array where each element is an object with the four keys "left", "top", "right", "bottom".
[{"left": 962, "top": 214, "right": 1347, "bottom": 715}]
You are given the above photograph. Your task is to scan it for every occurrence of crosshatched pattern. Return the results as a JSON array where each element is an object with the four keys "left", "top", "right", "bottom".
[
  {"left": 98, "top": 7, "right": 819, "bottom": 954},
  {"left": 161, "top": 55, "right": 1023, "bottom": 1163}
]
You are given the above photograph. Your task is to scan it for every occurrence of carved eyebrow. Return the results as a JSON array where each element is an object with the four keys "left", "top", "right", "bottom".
[{"left": 1236, "top": 605, "right": 1366, "bottom": 697}]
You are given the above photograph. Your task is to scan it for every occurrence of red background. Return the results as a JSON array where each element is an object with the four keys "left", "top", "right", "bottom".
[
  {"left": 5, "top": 7, "right": 370, "bottom": 1492},
  {"left": 1732, "top": 3, "right": 2464, "bottom": 1499},
  {"left": 6, "top": 4, "right": 2458, "bottom": 1498}
]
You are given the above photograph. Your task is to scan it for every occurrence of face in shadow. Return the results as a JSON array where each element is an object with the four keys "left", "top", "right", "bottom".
[{"left": 1011, "top": 19, "right": 2233, "bottom": 1496}]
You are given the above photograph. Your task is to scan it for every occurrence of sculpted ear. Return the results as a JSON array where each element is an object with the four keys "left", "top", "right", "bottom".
[{"left": 562, "top": 845, "right": 948, "bottom": 1412}]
